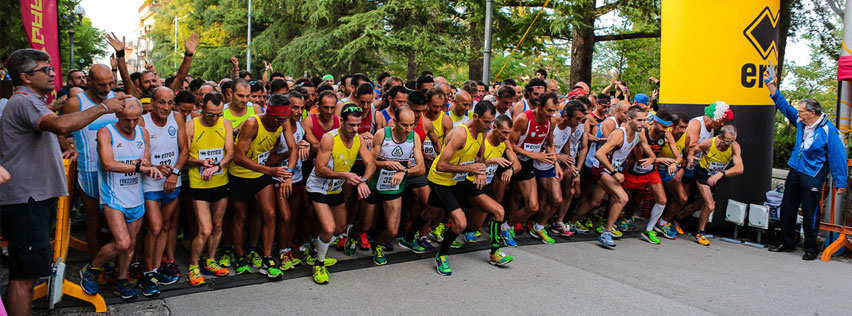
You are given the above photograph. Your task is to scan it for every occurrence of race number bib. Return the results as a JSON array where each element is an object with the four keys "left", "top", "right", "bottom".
[
  {"left": 485, "top": 164, "right": 499, "bottom": 184},
  {"left": 376, "top": 168, "right": 400, "bottom": 192},
  {"left": 328, "top": 178, "right": 344, "bottom": 193},
  {"left": 119, "top": 159, "right": 140, "bottom": 185},
  {"left": 523, "top": 142, "right": 542, "bottom": 153},
  {"left": 152, "top": 150, "right": 177, "bottom": 167},
  {"left": 257, "top": 150, "right": 271, "bottom": 165},
  {"left": 198, "top": 148, "right": 224, "bottom": 176},
  {"left": 613, "top": 157, "right": 626, "bottom": 169},
  {"left": 632, "top": 162, "right": 655, "bottom": 174},
  {"left": 452, "top": 161, "right": 473, "bottom": 182},
  {"left": 423, "top": 140, "right": 435, "bottom": 156},
  {"left": 708, "top": 161, "right": 728, "bottom": 175}
]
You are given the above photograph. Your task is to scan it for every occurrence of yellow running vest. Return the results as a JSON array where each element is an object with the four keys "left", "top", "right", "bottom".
[
  {"left": 229, "top": 115, "right": 283, "bottom": 179},
  {"left": 305, "top": 129, "right": 361, "bottom": 195},
  {"left": 432, "top": 111, "right": 445, "bottom": 144},
  {"left": 189, "top": 117, "right": 229, "bottom": 189},
  {"left": 467, "top": 137, "right": 506, "bottom": 184},
  {"left": 660, "top": 130, "right": 686, "bottom": 159},
  {"left": 224, "top": 104, "right": 256, "bottom": 132},
  {"left": 428, "top": 124, "right": 482, "bottom": 186},
  {"left": 699, "top": 137, "right": 733, "bottom": 175}
]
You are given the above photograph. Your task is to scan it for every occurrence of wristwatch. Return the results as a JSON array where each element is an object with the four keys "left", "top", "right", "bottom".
[
  {"left": 171, "top": 168, "right": 181, "bottom": 176},
  {"left": 361, "top": 177, "right": 368, "bottom": 183}
]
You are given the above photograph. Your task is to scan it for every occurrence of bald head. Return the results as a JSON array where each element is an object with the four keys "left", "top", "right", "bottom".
[
  {"left": 452, "top": 90, "right": 473, "bottom": 114},
  {"left": 152, "top": 86, "right": 175, "bottom": 101},
  {"left": 87, "top": 64, "right": 115, "bottom": 99},
  {"left": 545, "top": 79, "right": 558, "bottom": 93},
  {"left": 434, "top": 76, "right": 448, "bottom": 85}
]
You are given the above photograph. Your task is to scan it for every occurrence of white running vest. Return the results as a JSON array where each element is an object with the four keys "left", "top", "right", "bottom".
[
  {"left": 99, "top": 124, "right": 145, "bottom": 208},
  {"left": 610, "top": 127, "right": 639, "bottom": 171},
  {"left": 275, "top": 122, "right": 306, "bottom": 183},
  {"left": 73, "top": 92, "right": 117, "bottom": 172},
  {"left": 686, "top": 117, "right": 714, "bottom": 170},
  {"left": 142, "top": 113, "right": 181, "bottom": 192},
  {"left": 568, "top": 122, "right": 585, "bottom": 159},
  {"left": 585, "top": 116, "right": 617, "bottom": 168}
]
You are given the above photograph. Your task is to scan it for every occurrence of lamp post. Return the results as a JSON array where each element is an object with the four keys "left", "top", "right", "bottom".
[
  {"left": 174, "top": 16, "right": 183, "bottom": 69},
  {"left": 65, "top": 5, "right": 86, "bottom": 70},
  {"left": 247, "top": 0, "right": 252, "bottom": 71}
]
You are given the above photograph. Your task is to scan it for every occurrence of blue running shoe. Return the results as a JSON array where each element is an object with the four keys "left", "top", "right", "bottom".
[
  {"left": 500, "top": 229, "right": 518, "bottom": 247},
  {"left": 464, "top": 231, "right": 477, "bottom": 243},
  {"left": 155, "top": 270, "right": 179, "bottom": 285},
  {"left": 79, "top": 264, "right": 102, "bottom": 295},
  {"left": 417, "top": 237, "right": 437, "bottom": 253},
  {"left": 654, "top": 223, "right": 677, "bottom": 240},
  {"left": 598, "top": 231, "right": 616, "bottom": 249},
  {"left": 141, "top": 273, "right": 160, "bottom": 297},
  {"left": 113, "top": 279, "right": 139, "bottom": 300}
]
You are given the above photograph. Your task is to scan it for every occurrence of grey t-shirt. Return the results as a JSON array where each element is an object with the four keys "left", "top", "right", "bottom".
[{"left": 0, "top": 86, "right": 68, "bottom": 205}]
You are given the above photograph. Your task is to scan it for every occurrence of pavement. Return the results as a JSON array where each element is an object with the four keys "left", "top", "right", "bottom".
[{"left": 24, "top": 231, "right": 852, "bottom": 316}]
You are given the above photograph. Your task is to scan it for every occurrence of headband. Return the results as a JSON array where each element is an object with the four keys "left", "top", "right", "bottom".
[
  {"left": 266, "top": 105, "right": 291, "bottom": 116},
  {"left": 651, "top": 114, "right": 672, "bottom": 126}
]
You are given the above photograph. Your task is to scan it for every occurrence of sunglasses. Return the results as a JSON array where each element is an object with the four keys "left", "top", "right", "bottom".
[
  {"left": 206, "top": 112, "right": 224, "bottom": 118},
  {"left": 343, "top": 106, "right": 363, "bottom": 114},
  {"left": 723, "top": 140, "right": 735, "bottom": 145},
  {"left": 28, "top": 66, "right": 54, "bottom": 75}
]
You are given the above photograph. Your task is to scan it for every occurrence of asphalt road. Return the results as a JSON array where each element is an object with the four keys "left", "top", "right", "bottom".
[{"left": 33, "top": 233, "right": 852, "bottom": 315}]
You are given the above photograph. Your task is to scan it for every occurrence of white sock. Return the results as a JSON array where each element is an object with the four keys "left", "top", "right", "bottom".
[
  {"left": 317, "top": 237, "right": 331, "bottom": 263},
  {"left": 534, "top": 223, "right": 545, "bottom": 231},
  {"left": 502, "top": 222, "right": 511, "bottom": 231},
  {"left": 647, "top": 203, "right": 666, "bottom": 232},
  {"left": 659, "top": 219, "right": 668, "bottom": 226}
]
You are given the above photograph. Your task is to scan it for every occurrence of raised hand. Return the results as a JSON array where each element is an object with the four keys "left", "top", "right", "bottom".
[
  {"left": 106, "top": 32, "right": 126, "bottom": 52},
  {"left": 230, "top": 56, "right": 239, "bottom": 67},
  {"left": 185, "top": 33, "right": 200, "bottom": 54},
  {"left": 110, "top": 54, "right": 118, "bottom": 68}
]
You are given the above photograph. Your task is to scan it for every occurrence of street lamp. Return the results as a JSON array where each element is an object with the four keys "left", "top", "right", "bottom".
[
  {"left": 174, "top": 16, "right": 183, "bottom": 69},
  {"left": 65, "top": 5, "right": 86, "bottom": 70}
]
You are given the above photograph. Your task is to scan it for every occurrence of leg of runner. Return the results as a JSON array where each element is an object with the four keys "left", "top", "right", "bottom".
[
  {"left": 275, "top": 188, "right": 298, "bottom": 270},
  {"left": 553, "top": 172, "right": 577, "bottom": 237},
  {"left": 599, "top": 174, "right": 629, "bottom": 249},
  {"left": 311, "top": 201, "right": 337, "bottom": 284},
  {"left": 82, "top": 194, "right": 101, "bottom": 258},
  {"left": 163, "top": 200, "right": 180, "bottom": 271},
  {"left": 641, "top": 183, "right": 667, "bottom": 244},
  {"left": 247, "top": 199, "right": 263, "bottom": 269},
  {"left": 568, "top": 184, "right": 605, "bottom": 233},
  {"left": 468, "top": 194, "right": 513, "bottom": 265},
  {"left": 694, "top": 182, "right": 714, "bottom": 246},
  {"left": 256, "top": 185, "right": 283, "bottom": 279},
  {"left": 507, "top": 178, "right": 539, "bottom": 228},
  {"left": 203, "top": 198, "right": 230, "bottom": 279},
  {"left": 437, "top": 209, "right": 467, "bottom": 275},
  {"left": 142, "top": 200, "right": 164, "bottom": 275},
  {"left": 346, "top": 202, "right": 376, "bottom": 255},
  {"left": 231, "top": 199, "right": 251, "bottom": 274},
  {"left": 532, "top": 176, "right": 561, "bottom": 244},
  {"left": 408, "top": 186, "right": 436, "bottom": 251},
  {"left": 399, "top": 205, "right": 436, "bottom": 254},
  {"left": 189, "top": 200, "right": 212, "bottom": 286},
  {"left": 372, "top": 197, "right": 402, "bottom": 265},
  {"left": 659, "top": 179, "right": 687, "bottom": 237}
]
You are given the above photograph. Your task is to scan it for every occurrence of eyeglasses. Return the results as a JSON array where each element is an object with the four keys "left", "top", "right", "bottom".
[
  {"left": 723, "top": 140, "right": 735, "bottom": 145},
  {"left": 205, "top": 112, "right": 224, "bottom": 118},
  {"left": 273, "top": 117, "right": 288, "bottom": 122},
  {"left": 343, "top": 106, "right": 363, "bottom": 114},
  {"left": 28, "top": 66, "right": 54, "bottom": 75}
]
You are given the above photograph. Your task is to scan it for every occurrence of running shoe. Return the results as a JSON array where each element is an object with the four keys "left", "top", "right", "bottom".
[
  {"left": 334, "top": 235, "right": 346, "bottom": 252},
  {"left": 641, "top": 230, "right": 661, "bottom": 245},
  {"left": 654, "top": 223, "right": 677, "bottom": 239},
  {"left": 573, "top": 220, "right": 592, "bottom": 233},
  {"left": 128, "top": 261, "right": 143, "bottom": 284},
  {"left": 306, "top": 254, "right": 338, "bottom": 267},
  {"left": 598, "top": 231, "right": 616, "bottom": 249},
  {"left": 430, "top": 223, "right": 445, "bottom": 243},
  {"left": 154, "top": 270, "right": 179, "bottom": 285},
  {"left": 474, "top": 231, "right": 482, "bottom": 238},
  {"left": 399, "top": 236, "right": 426, "bottom": 253},
  {"left": 550, "top": 222, "right": 575, "bottom": 237},
  {"left": 344, "top": 234, "right": 358, "bottom": 256},
  {"left": 218, "top": 248, "right": 234, "bottom": 267},
  {"left": 248, "top": 249, "right": 263, "bottom": 269},
  {"left": 464, "top": 231, "right": 477, "bottom": 243},
  {"left": 626, "top": 218, "right": 637, "bottom": 230},
  {"left": 113, "top": 279, "right": 138, "bottom": 300},
  {"left": 313, "top": 265, "right": 329, "bottom": 284},
  {"left": 187, "top": 264, "right": 205, "bottom": 287},
  {"left": 435, "top": 254, "right": 452, "bottom": 276},
  {"left": 279, "top": 250, "right": 295, "bottom": 271},
  {"left": 673, "top": 220, "right": 685, "bottom": 235},
  {"left": 372, "top": 245, "right": 388, "bottom": 266},
  {"left": 530, "top": 227, "right": 556, "bottom": 244},
  {"left": 203, "top": 258, "right": 230, "bottom": 276},
  {"left": 160, "top": 259, "right": 182, "bottom": 278},
  {"left": 359, "top": 233, "right": 371, "bottom": 250},
  {"left": 489, "top": 250, "right": 513, "bottom": 266},
  {"left": 260, "top": 256, "right": 283, "bottom": 279},
  {"left": 235, "top": 256, "right": 251, "bottom": 275},
  {"left": 417, "top": 237, "right": 437, "bottom": 253},
  {"left": 596, "top": 225, "right": 623, "bottom": 239},
  {"left": 451, "top": 235, "right": 465, "bottom": 249},
  {"left": 79, "top": 264, "right": 102, "bottom": 295},
  {"left": 500, "top": 229, "right": 518, "bottom": 247},
  {"left": 141, "top": 272, "right": 160, "bottom": 297},
  {"left": 695, "top": 233, "right": 711, "bottom": 246}
]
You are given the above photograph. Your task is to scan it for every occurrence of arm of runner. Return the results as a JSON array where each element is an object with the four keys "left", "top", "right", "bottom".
[
  {"left": 600, "top": 118, "right": 616, "bottom": 139},
  {"left": 435, "top": 126, "right": 485, "bottom": 175},
  {"left": 357, "top": 138, "right": 375, "bottom": 199},
  {"left": 423, "top": 117, "right": 442, "bottom": 156},
  {"left": 141, "top": 128, "right": 164, "bottom": 180},
  {"left": 686, "top": 138, "right": 712, "bottom": 167},
  {"left": 106, "top": 32, "right": 140, "bottom": 98},
  {"left": 220, "top": 119, "right": 235, "bottom": 166},
  {"left": 40, "top": 96, "right": 127, "bottom": 135},
  {"left": 595, "top": 130, "right": 623, "bottom": 174},
  {"left": 637, "top": 130, "right": 656, "bottom": 168},
  {"left": 169, "top": 33, "right": 199, "bottom": 92},
  {"left": 409, "top": 135, "right": 426, "bottom": 176},
  {"left": 576, "top": 123, "right": 590, "bottom": 168}
]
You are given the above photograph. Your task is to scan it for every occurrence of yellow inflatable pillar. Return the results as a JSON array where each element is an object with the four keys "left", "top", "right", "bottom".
[{"left": 661, "top": 0, "right": 780, "bottom": 206}]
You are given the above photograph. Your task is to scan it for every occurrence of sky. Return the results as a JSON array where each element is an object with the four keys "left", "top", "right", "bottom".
[{"left": 78, "top": 0, "right": 813, "bottom": 73}]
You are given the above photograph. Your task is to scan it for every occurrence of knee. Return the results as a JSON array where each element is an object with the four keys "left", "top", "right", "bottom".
[
  {"left": 278, "top": 211, "right": 292, "bottom": 225},
  {"left": 233, "top": 210, "right": 247, "bottom": 224},
  {"left": 528, "top": 199, "right": 540, "bottom": 213},
  {"left": 115, "top": 236, "right": 132, "bottom": 253},
  {"left": 198, "top": 224, "right": 213, "bottom": 239},
  {"left": 658, "top": 197, "right": 668, "bottom": 206},
  {"left": 147, "top": 222, "right": 163, "bottom": 237},
  {"left": 704, "top": 202, "right": 715, "bottom": 213},
  {"left": 493, "top": 206, "right": 505, "bottom": 222},
  {"left": 261, "top": 207, "right": 276, "bottom": 223},
  {"left": 551, "top": 195, "right": 563, "bottom": 206},
  {"left": 321, "top": 223, "right": 335, "bottom": 237}
]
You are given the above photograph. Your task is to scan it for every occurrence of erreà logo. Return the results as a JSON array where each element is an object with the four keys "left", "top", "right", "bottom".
[{"left": 740, "top": 6, "right": 779, "bottom": 89}]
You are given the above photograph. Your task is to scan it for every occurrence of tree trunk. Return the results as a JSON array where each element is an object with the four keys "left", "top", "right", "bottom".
[
  {"left": 407, "top": 50, "right": 418, "bottom": 80},
  {"left": 776, "top": 0, "right": 794, "bottom": 87},
  {"left": 570, "top": 0, "right": 595, "bottom": 86},
  {"left": 468, "top": 19, "right": 484, "bottom": 81}
]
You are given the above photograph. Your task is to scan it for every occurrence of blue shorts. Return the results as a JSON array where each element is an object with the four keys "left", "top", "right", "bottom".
[
  {"left": 534, "top": 167, "right": 557, "bottom": 178},
  {"left": 77, "top": 171, "right": 99, "bottom": 198},
  {"left": 144, "top": 188, "right": 181, "bottom": 204},
  {"left": 101, "top": 203, "right": 145, "bottom": 223},
  {"left": 659, "top": 166, "right": 680, "bottom": 183}
]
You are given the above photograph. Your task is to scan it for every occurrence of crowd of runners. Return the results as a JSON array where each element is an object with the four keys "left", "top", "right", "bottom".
[{"left": 3, "top": 33, "right": 754, "bottom": 301}]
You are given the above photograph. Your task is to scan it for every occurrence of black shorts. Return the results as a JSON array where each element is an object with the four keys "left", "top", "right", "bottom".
[
  {"left": 406, "top": 174, "right": 429, "bottom": 188},
  {"left": 191, "top": 185, "right": 229, "bottom": 202},
  {"left": 229, "top": 174, "right": 275, "bottom": 201},
  {"left": 366, "top": 191, "right": 403, "bottom": 204},
  {"left": 693, "top": 167, "right": 719, "bottom": 192},
  {"left": 513, "top": 159, "right": 536, "bottom": 181},
  {"left": 307, "top": 192, "right": 345, "bottom": 206},
  {"left": 427, "top": 181, "right": 464, "bottom": 214},
  {"left": 1, "top": 198, "right": 57, "bottom": 279},
  {"left": 457, "top": 180, "right": 493, "bottom": 197}
]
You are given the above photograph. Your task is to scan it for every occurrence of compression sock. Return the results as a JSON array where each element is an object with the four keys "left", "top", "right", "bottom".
[
  {"left": 316, "top": 237, "right": 331, "bottom": 266},
  {"left": 439, "top": 230, "right": 459, "bottom": 256},
  {"left": 647, "top": 203, "right": 666, "bottom": 232},
  {"left": 489, "top": 220, "right": 502, "bottom": 254}
]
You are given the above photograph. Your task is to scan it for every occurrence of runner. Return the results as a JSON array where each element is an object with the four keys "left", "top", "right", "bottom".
[
  {"left": 420, "top": 87, "right": 450, "bottom": 243},
  {"left": 374, "top": 85, "right": 408, "bottom": 130},
  {"left": 138, "top": 87, "right": 187, "bottom": 295},
  {"left": 305, "top": 105, "right": 375, "bottom": 284},
  {"left": 184, "top": 92, "right": 234, "bottom": 286},
  {"left": 511, "top": 78, "right": 545, "bottom": 115},
  {"left": 303, "top": 90, "right": 341, "bottom": 151},
  {"left": 655, "top": 112, "right": 690, "bottom": 238},
  {"left": 495, "top": 85, "right": 516, "bottom": 119},
  {"left": 80, "top": 98, "right": 164, "bottom": 299},
  {"left": 686, "top": 125, "right": 744, "bottom": 246},
  {"left": 403, "top": 91, "right": 442, "bottom": 252},
  {"left": 229, "top": 95, "right": 297, "bottom": 279},
  {"left": 507, "top": 92, "right": 560, "bottom": 244},
  {"left": 224, "top": 78, "right": 263, "bottom": 133},
  {"left": 446, "top": 90, "right": 473, "bottom": 128},
  {"left": 341, "top": 83, "right": 377, "bottom": 251},
  {"left": 551, "top": 101, "right": 588, "bottom": 237}
]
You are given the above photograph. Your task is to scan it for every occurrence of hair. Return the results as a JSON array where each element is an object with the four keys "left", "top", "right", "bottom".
[
  {"left": 341, "top": 74, "right": 352, "bottom": 86},
  {"left": 394, "top": 106, "right": 414, "bottom": 123},
  {"left": 220, "top": 79, "right": 233, "bottom": 92},
  {"left": 233, "top": 78, "right": 250, "bottom": 90},
  {"left": 151, "top": 86, "right": 174, "bottom": 101},
  {"left": 404, "top": 80, "right": 417, "bottom": 90},
  {"left": 416, "top": 75, "right": 434, "bottom": 90},
  {"left": 476, "top": 80, "right": 486, "bottom": 88},
  {"left": 672, "top": 112, "right": 689, "bottom": 125},
  {"left": 270, "top": 71, "right": 285, "bottom": 79},
  {"left": 561, "top": 100, "right": 585, "bottom": 117},
  {"left": 654, "top": 109, "right": 673, "bottom": 122},
  {"left": 535, "top": 68, "right": 547, "bottom": 78},
  {"left": 383, "top": 85, "right": 408, "bottom": 101},
  {"left": 473, "top": 100, "right": 496, "bottom": 117},
  {"left": 537, "top": 92, "right": 559, "bottom": 108},
  {"left": 203, "top": 92, "right": 225, "bottom": 108},
  {"left": 627, "top": 105, "right": 646, "bottom": 119},
  {"left": 310, "top": 77, "right": 322, "bottom": 87},
  {"left": 800, "top": 99, "right": 822, "bottom": 115},
  {"left": 340, "top": 105, "right": 364, "bottom": 122},
  {"left": 175, "top": 90, "right": 196, "bottom": 104},
  {"left": 497, "top": 85, "right": 516, "bottom": 98},
  {"left": 501, "top": 78, "right": 517, "bottom": 86},
  {"left": 461, "top": 80, "right": 477, "bottom": 95},
  {"left": 8, "top": 48, "right": 50, "bottom": 85},
  {"left": 268, "top": 94, "right": 290, "bottom": 107},
  {"left": 407, "top": 90, "right": 427, "bottom": 106},
  {"left": 720, "top": 124, "right": 738, "bottom": 137},
  {"left": 524, "top": 78, "right": 547, "bottom": 95},
  {"left": 316, "top": 81, "right": 335, "bottom": 94},
  {"left": 124, "top": 97, "right": 143, "bottom": 112},
  {"left": 288, "top": 90, "right": 304, "bottom": 101},
  {"left": 576, "top": 96, "right": 592, "bottom": 110},
  {"left": 318, "top": 90, "right": 338, "bottom": 106},
  {"left": 596, "top": 93, "right": 611, "bottom": 105},
  {"left": 495, "top": 114, "right": 513, "bottom": 129},
  {"left": 290, "top": 85, "right": 307, "bottom": 97},
  {"left": 382, "top": 76, "right": 404, "bottom": 94},
  {"left": 376, "top": 72, "right": 392, "bottom": 85},
  {"left": 295, "top": 78, "right": 314, "bottom": 88},
  {"left": 130, "top": 72, "right": 141, "bottom": 83},
  {"left": 350, "top": 73, "right": 371, "bottom": 88},
  {"left": 420, "top": 70, "right": 434, "bottom": 77},
  {"left": 67, "top": 69, "right": 84, "bottom": 81},
  {"left": 270, "top": 79, "right": 288, "bottom": 93},
  {"left": 249, "top": 80, "right": 264, "bottom": 93},
  {"left": 238, "top": 71, "right": 252, "bottom": 79},
  {"left": 356, "top": 83, "right": 374, "bottom": 96},
  {"left": 426, "top": 87, "right": 445, "bottom": 103},
  {"left": 164, "top": 76, "right": 176, "bottom": 89}
]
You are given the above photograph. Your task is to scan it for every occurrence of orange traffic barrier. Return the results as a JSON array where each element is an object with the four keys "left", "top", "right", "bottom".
[{"left": 818, "top": 158, "right": 852, "bottom": 262}]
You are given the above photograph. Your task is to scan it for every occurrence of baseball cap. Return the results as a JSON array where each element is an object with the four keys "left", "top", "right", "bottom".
[{"left": 633, "top": 93, "right": 650, "bottom": 105}]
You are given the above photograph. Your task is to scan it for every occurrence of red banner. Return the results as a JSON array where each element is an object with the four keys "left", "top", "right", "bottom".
[{"left": 20, "top": 0, "right": 62, "bottom": 102}]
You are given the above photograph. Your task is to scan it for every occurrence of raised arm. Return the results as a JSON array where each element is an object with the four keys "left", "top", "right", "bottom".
[
  {"left": 169, "top": 33, "right": 199, "bottom": 92},
  {"left": 106, "top": 32, "right": 139, "bottom": 97}
]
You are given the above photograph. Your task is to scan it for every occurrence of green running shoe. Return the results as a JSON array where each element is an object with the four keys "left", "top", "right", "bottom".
[
  {"left": 596, "top": 225, "right": 623, "bottom": 238},
  {"left": 372, "top": 245, "right": 387, "bottom": 266},
  {"left": 430, "top": 223, "right": 445, "bottom": 243},
  {"left": 312, "top": 265, "right": 329, "bottom": 284},
  {"left": 235, "top": 256, "right": 251, "bottom": 275},
  {"left": 248, "top": 249, "right": 262, "bottom": 269},
  {"left": 344, "top": 234, "right": 358, "bottom": 256},
  {"left": 641, "top": 230, "right": 661, "bottom": 245},
  {"left": 450, "top": 235, "right": 464, "bottom": 249},
  {"left": 260, "top": 256, "right": 283, "bottom": 279},
  {"left": 218, "top": 249, "right": 233, "bottom": 267},
  {"left": 575, "top": 219, "right": 592, "bottom": 232},
  {"left": 435, "top": 254, "right": 452, "bottom": 276},
  {"left": 530, "top": 227, "right": 556, "bottom": 244},
  {"left": 306, "top": 254, "right": 338, "bottom": 267},
  {"left": 399, "top": 237, "right": 426, "bottom": 254},
  {"left": 489, "top": 249, "right": 514, "bottom": 266}
]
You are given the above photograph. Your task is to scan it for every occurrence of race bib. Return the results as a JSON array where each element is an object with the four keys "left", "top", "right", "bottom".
[
  {"left": 452, "top": 161, "right": 473, "bottom": 182},
  {"left": 376, "top": 168, "right": 401, "bottom": 192},
  {"left": 708, "top": 161, "right": 728, "bottom": 175},
  {"left": 569, "top": 143, "right": 580, "bottom": 159},
  {"left": 485, "top": 164, "right": 499, "bottom": 184},
  {"left": 257, "top": 150, "right": 271, "bottom": 165},
  {"left": 423, "top": 140, "right": 435, "bottom": 156},
  {"left": 119, "top": 159, "right": 140, "bottom": 185},
  {"left": 328, "top": 178, "right": 344, "bottom": 193},
  {"left": 523, "top": 142, "right": 542, "bottom": 153},
  {"left": 198, "top": 148, "right": 224, "bottom": 176},
  {"left": 152, "top": 150, "right": 177, "bottom": 167},
  {"left": 632, "top": 162, "right": 655, "bottom": 174}
]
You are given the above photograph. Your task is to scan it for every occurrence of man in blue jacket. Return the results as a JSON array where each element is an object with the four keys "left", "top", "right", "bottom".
[{"left": 765, "top": 70, "right": 848, "bottom": 260}]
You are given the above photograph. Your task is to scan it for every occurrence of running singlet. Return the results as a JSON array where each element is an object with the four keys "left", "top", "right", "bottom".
[
  {"left": 142, "top": 113, "right": 180, "bottom": 192},
  {"left": 497, "top": 107, "right": 512, "bottom": 120},
  {"left": 229, "top": 115, "right": 283, "bottom": 179},
  {"left": 699, "top": 137, "right": 732, "bottom": 175},
  {"left": 305, "top": 129, "right": 360, "bottom": 195},
  {"left": 378, "top": 109, "right": 393, "bottom": 125},
  {"left": 276, "top": 122, "right": 305, "bottom": 183},
  {"left": 369, "top": 127, "right": 415, "bottom": 194},
  {"left": 310, "top": 113, "right": 340, "bottom": 142},
  {"left": 568, "top": 122, "right": 585, "bottom": 159},
  {"left": 660, "top": 130, "right": 685, "bottom": 159},
  {"left": 428, "top": 124, "right": 482, "bottom": 186},
  {"left": 467, "top": 137, "right": 506, "bottom": 184},
  {"left": 630, "top": 128, "right": 666, "bottom": 175},
  {"left": 189, "top": 117, "right": 229, "bottom": 189},
  {"left": 517, "top": 110, "right": 551, "bottom": 165},
  {"left": 73, "top": 91, "right": 117, "bottom": 172},
  {"left": 448, "top": 110, "right": 472, "bottom": 128},
  {"left": 607, "top": 127, "right": 639, "bottom": 172},
  {"left": 585, "top": 116, "right": 617, "bottom": 168},
  {"left": 424, "top": 112, "right": 445, "bottom": 156},
  {"left": 686, "top": 117, "right": 713, "bottom": 170},
  {"left": 98, "top": 124, "right": 144, "bottom": 209},
  {"left": 412, "top": 116, "right": 429, "bottom": 164},
  {"left": 223, "top": 103, "right": 256, "bottom": 132}
]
